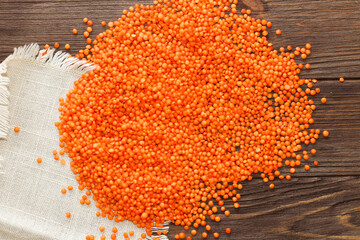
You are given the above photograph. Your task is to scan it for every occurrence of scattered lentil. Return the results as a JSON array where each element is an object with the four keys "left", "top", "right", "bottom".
[{"left": 323, "top": 130, "right": 329, "bottom": 137}]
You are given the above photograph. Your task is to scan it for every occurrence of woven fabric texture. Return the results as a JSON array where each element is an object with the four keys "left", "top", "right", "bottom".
[{"left": 0, "top": 44, "right": 147, "bottom": 240}]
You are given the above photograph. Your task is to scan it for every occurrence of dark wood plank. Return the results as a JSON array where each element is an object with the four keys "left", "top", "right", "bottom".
[
  {"left": 258, "top": 0, "right": 360, "bottom": 79},
  {"left": 169, "top": 176, "right": 360, "bottom": 240},
  {"left": 0, "top": 0, "right": 359, "bottom": 79},
  {"left": 0, "top": 0, "right": 360, "bottom": 239}
]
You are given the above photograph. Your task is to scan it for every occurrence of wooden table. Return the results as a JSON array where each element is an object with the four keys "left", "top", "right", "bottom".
[{"left": 0, "top": 0, "right": 359, "bottom": 239}]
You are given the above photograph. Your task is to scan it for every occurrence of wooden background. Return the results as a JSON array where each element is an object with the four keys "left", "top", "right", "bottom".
[{"left": 0, "top": 0, "right": 359, "bottom": 239}]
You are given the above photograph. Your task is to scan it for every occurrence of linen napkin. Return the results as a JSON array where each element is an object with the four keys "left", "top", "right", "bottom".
[{"left": 0, "top": 44, "right": 167, "bottom": 240}]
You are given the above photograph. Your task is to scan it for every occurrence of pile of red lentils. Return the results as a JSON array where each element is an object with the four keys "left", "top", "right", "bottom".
[{"left": 53, "top": 0, "right": 331, "bottom": 239}]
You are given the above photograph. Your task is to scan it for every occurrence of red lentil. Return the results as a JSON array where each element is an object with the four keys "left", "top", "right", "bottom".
[
  {"left": 14, "top": 127, "right": 20, "bottom": 133},
  {"left": 323, "top": 130, "right": 329, "bottom": 137},
  {"left": 56, "top": 0, "right": 329, "bottom": 237}
]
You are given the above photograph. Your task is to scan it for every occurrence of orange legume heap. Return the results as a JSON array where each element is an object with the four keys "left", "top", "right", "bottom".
[{"left": 56, "top": 0, "right": 326, "bottom": 236}]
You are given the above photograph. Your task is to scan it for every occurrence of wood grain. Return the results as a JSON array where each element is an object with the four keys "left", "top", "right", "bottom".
[
  {"left": 170, "top": 176, "right": 360, "bottom": 240},
  {"left": 0, "top": 0, "right": 359, "bottom": 79},
  {"left": 0, "top": 0, "right": 359, "bottom": 239}
]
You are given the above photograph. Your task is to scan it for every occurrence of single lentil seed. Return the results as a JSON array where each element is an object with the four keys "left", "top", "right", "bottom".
[{"left": 323, "top": 130, "right": 329, "bottom": 137}]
